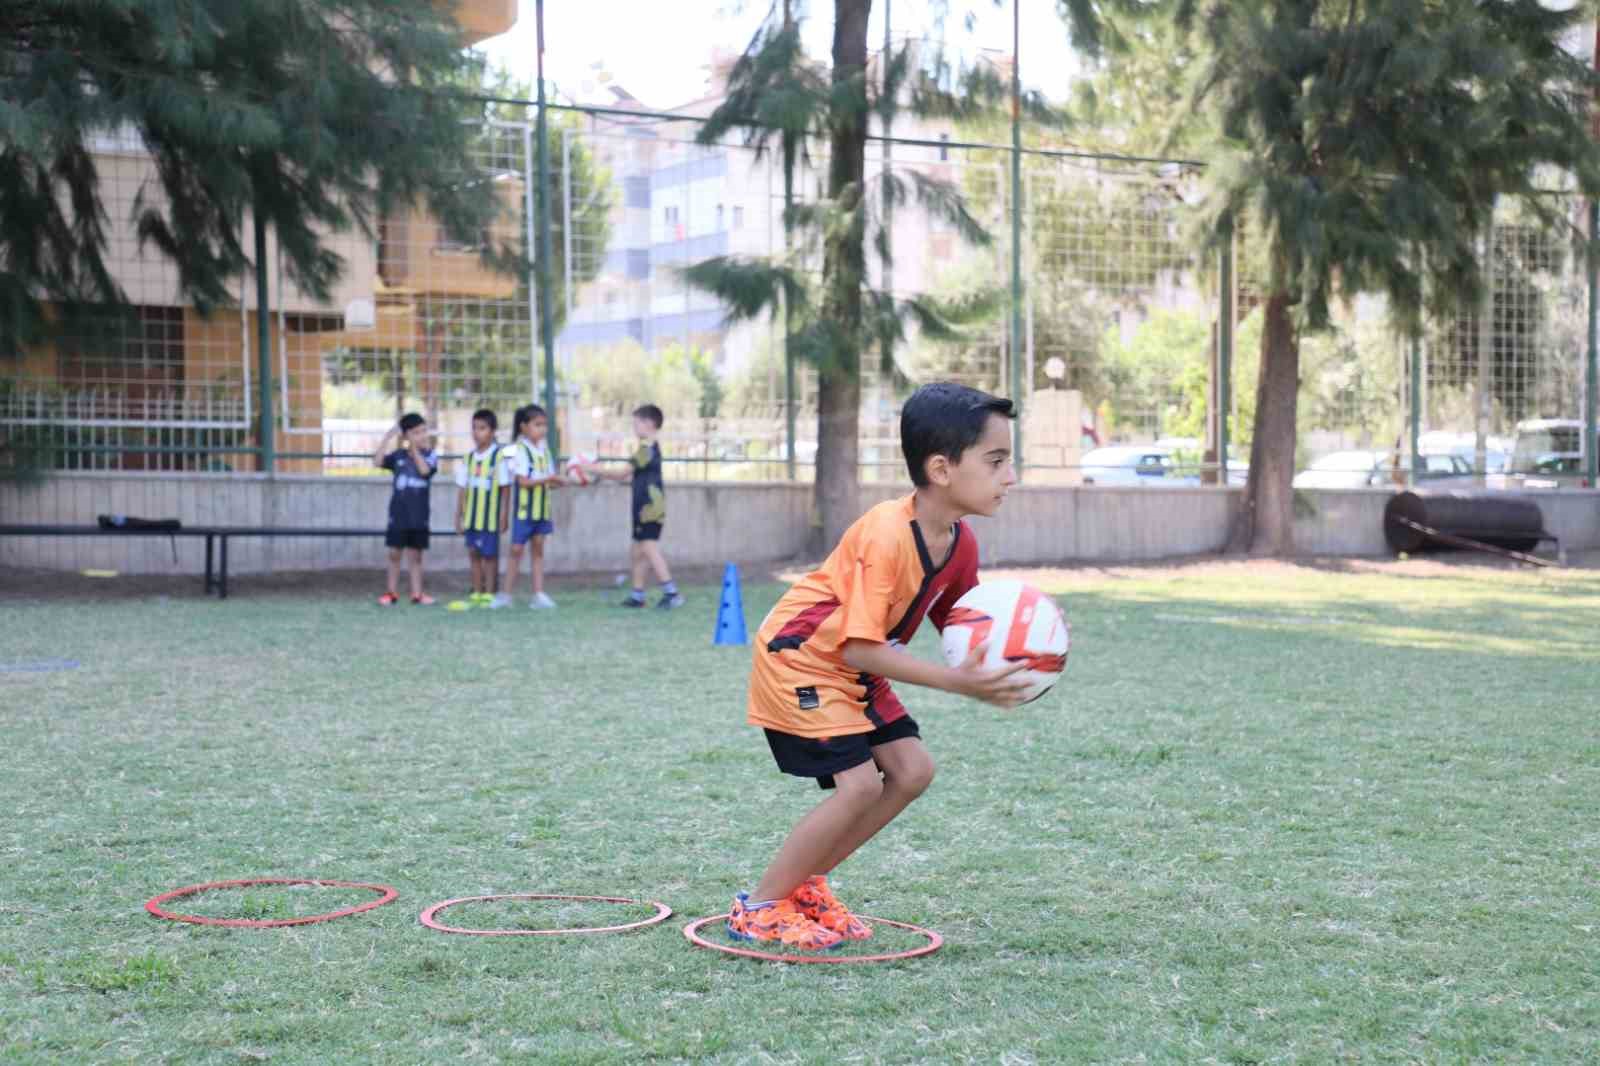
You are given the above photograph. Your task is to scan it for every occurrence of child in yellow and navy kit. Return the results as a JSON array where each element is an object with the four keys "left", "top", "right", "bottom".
[
  {"left": 453, "top": 408, "right": 512, "bottom": 608},
  {"left": 505, "top": 404, "right": 563, "bottom": 609}
]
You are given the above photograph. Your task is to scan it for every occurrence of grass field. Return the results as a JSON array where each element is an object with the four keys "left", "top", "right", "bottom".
[{"left": 3, "top": 559, "right": 1598, "bottom": 1064}]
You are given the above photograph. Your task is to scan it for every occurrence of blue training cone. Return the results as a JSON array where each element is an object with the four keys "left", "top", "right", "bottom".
[{"left": 713, "top": 563, "right": 749, "bottom": 646}]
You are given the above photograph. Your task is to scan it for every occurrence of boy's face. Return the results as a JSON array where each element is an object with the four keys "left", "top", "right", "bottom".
[
  {"left": 524, "top": 415, "right": 548, "bottom": 443},
  {"left": 471, "top": 419, "right": 494, "bottom": 449},
  {"left": 934, "top": 413, "right": 1016, "bottom": 517},
  {"left": 403, "top": 423, "right": 430, "bottom": 450},
  {"left": 633, "top": 415, "right": 657, "bottom": 439}
]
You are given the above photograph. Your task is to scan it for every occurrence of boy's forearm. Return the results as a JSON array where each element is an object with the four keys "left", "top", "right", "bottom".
[{"left": 842, "top": 639, "right": 966, "bottom": 697}]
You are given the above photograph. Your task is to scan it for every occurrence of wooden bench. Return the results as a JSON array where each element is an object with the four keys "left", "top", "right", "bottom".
[{"left": 0, "top": 525, "right": 459, "bottom": 599}]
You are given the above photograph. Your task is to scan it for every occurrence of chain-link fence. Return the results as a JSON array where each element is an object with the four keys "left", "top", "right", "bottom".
[{"left": 5, "top": 94, "right": 1596, "bottom": 487}]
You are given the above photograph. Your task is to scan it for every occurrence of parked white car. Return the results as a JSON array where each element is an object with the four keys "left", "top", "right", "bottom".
[
  {"left": 1293, "top": 450, "right": 1472, "bottom": 489},
  {"left": 1080, "top": 445, "right": 1201, "bottom": 487}
]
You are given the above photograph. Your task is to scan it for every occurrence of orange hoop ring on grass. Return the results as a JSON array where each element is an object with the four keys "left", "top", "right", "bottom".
[
  {"left": 146, "top": 878, "right": 399, "bottom": 928},
  {"left": 682, "top": 912, "right": 943, "bottom": 964},
  {"left": 418, "top": 893, "right": 673, "bottom": 936}
]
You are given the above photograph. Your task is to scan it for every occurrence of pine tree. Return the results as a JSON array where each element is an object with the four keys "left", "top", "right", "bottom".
[
  {"left": 0, "top": 0, "right": 509, "bottom": 353},
  {"left": 1174, "top": 0, "right": 1600, "bottom": 554}
]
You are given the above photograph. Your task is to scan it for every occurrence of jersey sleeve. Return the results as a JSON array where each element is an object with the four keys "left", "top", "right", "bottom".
[
  {"left": 838, "top": 526, "right": 907, "bottom": 646},
  {"left": 453, "top": 461, "right": 469, "bottom": 489},
  {"left": 495, "top": 452, "right": 513, "bottom": 486},
  {"left": 420, "top": 450, "right": 438, "bottom": 478},
  {"left": 929, "top": 527, "right": 981, "bottom": 632},
  {"left": 509, "top": 448, "right": 531, "bottom": 478},
  {"left": 380, "top": 450, "right": 400, "bottom": 472},
  {"left": 629, "top": 443, "right": 652, "bottom": 471}
]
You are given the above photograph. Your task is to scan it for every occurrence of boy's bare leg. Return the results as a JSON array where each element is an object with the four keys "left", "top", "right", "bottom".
[
  {"left": 640, "top": 540, "right": 672, "bottom": 585},
  {"left": 630, "top": 541, "right": 648, "bottom": 592},
  {"left": 814, "top": 737, "right": 935, "bottom": 875},
  {"left": 752, "top": 761, "right": 885, "bottom": 903},
  {"left": 385, "top": 548, "right": 403, "bottom": 596},
  {"left": 406, "top": 549, "right": 425, "bottom": 599},
  {"left": 504, "top": 543, "right": 523, "bottom": 595},
  {"left": 531, "top": 537, "right": 546, "bottom": 596}
]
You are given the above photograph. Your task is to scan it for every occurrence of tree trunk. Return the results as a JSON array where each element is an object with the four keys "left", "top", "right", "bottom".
[
  {"left": 812, "top": 0, "right": 872, "bottom": 554},
  {"left": 1228, "top": 289, "right": 1299, "bottom": 555}
]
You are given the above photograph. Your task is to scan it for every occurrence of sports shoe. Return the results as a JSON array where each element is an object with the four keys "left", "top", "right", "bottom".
[
  {"left": 619, "top": 595, "right": 647, "bottom": 609},
  {"left": 726, "top": 893, "right": 843, "bottom": 952},
  {"left": 378, "top": 592, "right": 399, "bottom": 606},
  {"left": 411, "top": 594, "right": 435, "bottom": 606},
  {"left": 470, "top": 592, "right": 492, "bottom": 606},
  {"left": 789, "top": 876, "right": 871, "bottom": 940},
  {"left": 530, "top": 592, "right": 557, "bottom": 609},
  {"left": 488, "top": 593, "right": 513, "bottom": 609},
  {"left": 656, "top": 593, "right": 686, "bottom": 610}
]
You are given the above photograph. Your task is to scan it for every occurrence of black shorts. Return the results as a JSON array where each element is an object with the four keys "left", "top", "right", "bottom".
[
  {"left": 764, "top": 715, "right": 921, "bottom": 790},
  {"left": 385, "top": 528, "right": 430, "bottom": 551},
  {"left": 632, "top": 521, "right": 663, "bottom": 542}
]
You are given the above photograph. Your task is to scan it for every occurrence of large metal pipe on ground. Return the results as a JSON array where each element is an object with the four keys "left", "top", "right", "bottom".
[{"left": 1383, "top": 491, "right": 1551, "bottom": 555}]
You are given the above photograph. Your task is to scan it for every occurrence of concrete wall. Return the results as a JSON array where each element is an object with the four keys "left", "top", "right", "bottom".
[
  {"left": 4, "top": 474, "right": 1597, "bottom": 576},
  {"left": 859, "top": 484, "right": 1239, "bottom": 566},
  {"left": 0, "top": 473, "right": 812, "bottom": 577}
]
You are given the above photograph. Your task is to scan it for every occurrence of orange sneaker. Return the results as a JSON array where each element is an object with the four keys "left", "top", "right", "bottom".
[
  {"left": 790, "top": 876, "right": 871, "bottom": 940},
  {"left": 726, "top": 893, "right": 843, "bottom": 952}
]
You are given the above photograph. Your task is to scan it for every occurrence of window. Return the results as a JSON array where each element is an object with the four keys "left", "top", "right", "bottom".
[
  {"left": 716, "top": 203, "right": 725, "bottom": 230},
  {"left": 624, "top": 176, "right": 651, "bottom": 209},
  {"left": 664, "top": 205, "right": 679, "bottom": 226},
  {"left": 732, "top": 205, "right": 745, "bottom": 229}
]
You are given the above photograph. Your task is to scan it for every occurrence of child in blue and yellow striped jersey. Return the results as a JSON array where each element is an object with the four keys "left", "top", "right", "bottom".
[
  {"left": 453, "top": 408, "right": 512, "bottom": 608},
  {"left": 506, "top": 404, "right": 563, "bottom": 609}
]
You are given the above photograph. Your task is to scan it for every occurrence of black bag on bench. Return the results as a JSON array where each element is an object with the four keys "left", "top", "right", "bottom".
[{"left": 98, "top": 515, "right": 182, "bottom": 531}]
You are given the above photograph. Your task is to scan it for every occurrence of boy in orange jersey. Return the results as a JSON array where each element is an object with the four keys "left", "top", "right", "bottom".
[{"left": 728, "top": 382, "right": 1032, "bottom": 951}]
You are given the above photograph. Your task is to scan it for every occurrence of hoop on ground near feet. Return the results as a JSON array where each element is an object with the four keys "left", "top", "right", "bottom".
[{"left": 682, "top": 912, "right": 943, "bottom": 963}]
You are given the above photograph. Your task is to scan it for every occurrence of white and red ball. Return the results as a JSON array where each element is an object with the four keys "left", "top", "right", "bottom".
[
  {"left": 940, "top": 579, "right": 1070, "bottom": 705},
  {"left": 564, "top": 451, "right": 598, "bottom": 486}
]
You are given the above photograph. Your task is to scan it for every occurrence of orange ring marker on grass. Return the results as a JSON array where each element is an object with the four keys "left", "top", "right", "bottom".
[
  {"left": 146, "top": 878, "right": 399, "bottom": 928},
  {"left": 418, "top": 893, "right": 673, "bottom": 936},
  {"left": 682, "top": 912, "right": 943, "bottom": 964}
]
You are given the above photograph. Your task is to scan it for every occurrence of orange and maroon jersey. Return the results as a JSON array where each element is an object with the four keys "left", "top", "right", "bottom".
[{"left": 748, "top": 494, "right": 980, "bottom": 738}]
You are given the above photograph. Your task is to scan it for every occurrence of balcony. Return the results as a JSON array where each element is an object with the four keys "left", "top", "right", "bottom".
[{"left": 445, "top": 0, "right": 517, "bottom": 45}]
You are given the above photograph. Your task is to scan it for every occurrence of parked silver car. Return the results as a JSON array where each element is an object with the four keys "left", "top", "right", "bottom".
[
  {"left": 1080, "top": 446, "right": 1201, "bottom": 487},
  {"left": 1293, "top": 450, "right": 1471, "bottom": 489}
]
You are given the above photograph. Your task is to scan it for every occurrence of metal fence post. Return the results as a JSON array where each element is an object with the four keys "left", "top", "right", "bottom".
[
  {"left": 535, "top": 0, "right": 559, "bottom": 458},
  {"left": 253, "top": 210, "right": 274, "bottom": 475},
  {"left": 1409, "top": 330, "right": 1422, "bottom": 487},
  {"left": 562, "top": 126, "right": 574, "bottom": 431},
  {"left": 1008, "top": 0, "right": 1024, "bottom": 478},
  {"left": 1588, "top": 200, "right": 1599, "bottom": 488},
  {"left": 1217, "top": 213, "right": 1234, "bottom": 486}
]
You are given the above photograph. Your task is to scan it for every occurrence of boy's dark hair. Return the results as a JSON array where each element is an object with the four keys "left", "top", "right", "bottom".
[
  {"left": 900, "top": 382, "right": 1014, "bottom": 487},
  {"left": 512, "top": 404, "right": 547, "bottom": 436},
  {"left": 398, "top": 412, "right": 424, "bottom": 433},
  {"left": 632, "top": 403, "right": 664, "bottom": 429},
  {"left": 471, "top": 408, "right": 498, "bottom": 432}
]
